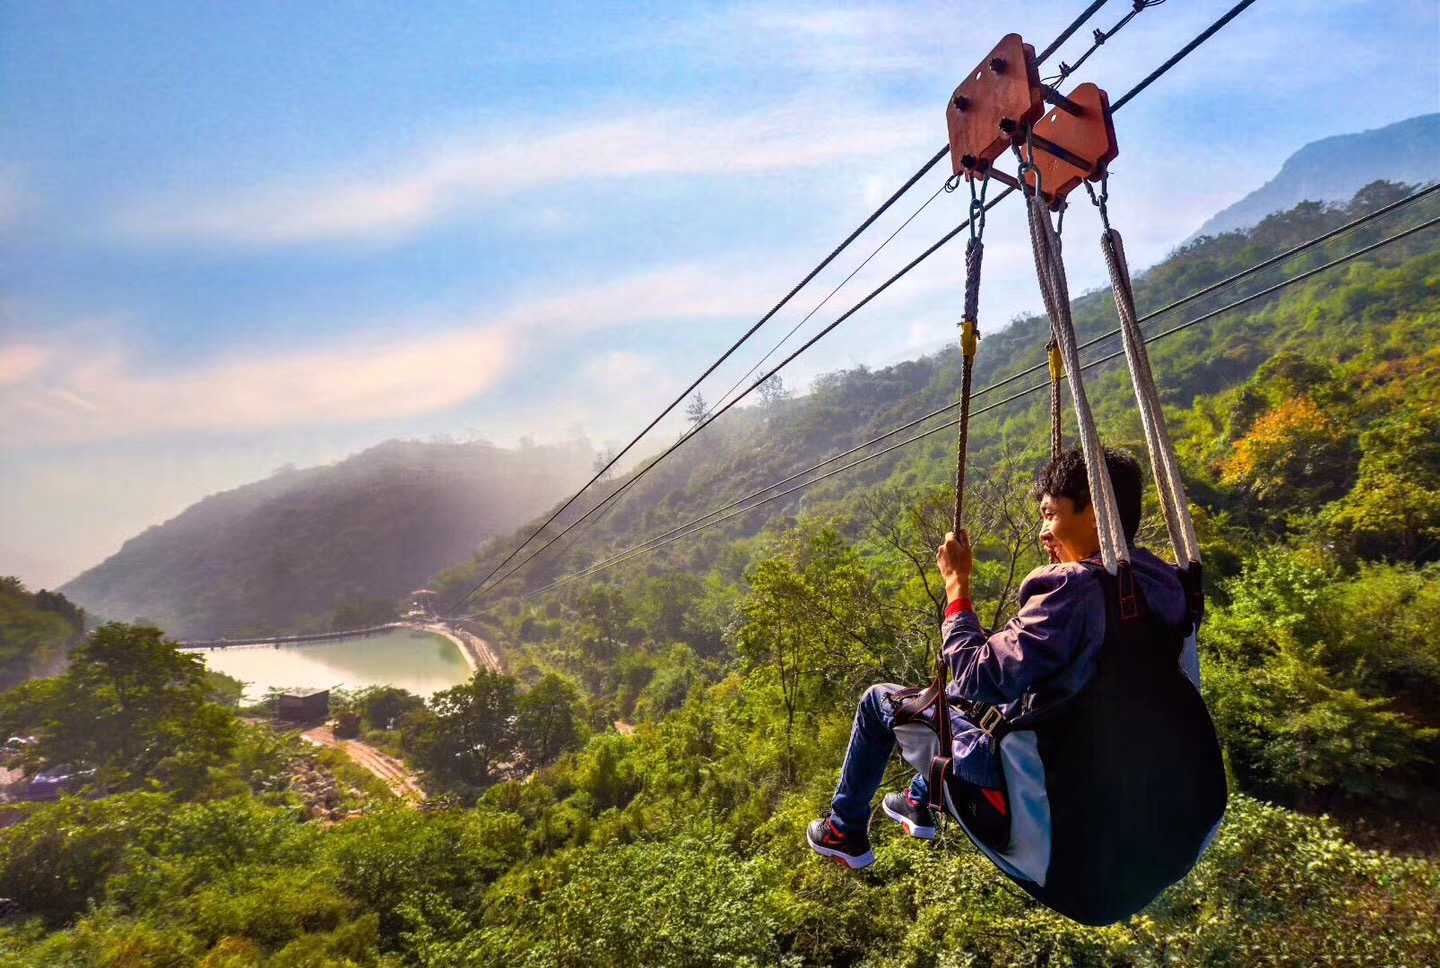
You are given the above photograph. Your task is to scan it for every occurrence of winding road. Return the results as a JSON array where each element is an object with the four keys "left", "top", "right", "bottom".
[{"left": 302, "top": 726, "right": 427, "bottom": 802}]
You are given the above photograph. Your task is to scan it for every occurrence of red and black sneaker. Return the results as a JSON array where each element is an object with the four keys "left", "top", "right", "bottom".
[
  {"left": 882, "top": 791, "right": 938, "bottom": 840},
  {"left": 806, "top": 816, "right": 875, "bottom": 870}
]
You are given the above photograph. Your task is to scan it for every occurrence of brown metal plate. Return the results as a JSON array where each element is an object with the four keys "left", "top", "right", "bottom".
[
  {"left": 946, "top": 34, "right": 1043, "bottom": 177},
  {"left": 1021, "top": 82, "right": 1118, "bottom": 208}
]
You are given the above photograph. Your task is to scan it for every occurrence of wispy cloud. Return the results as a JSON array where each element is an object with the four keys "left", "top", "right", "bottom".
[
  {"left": 489, "top": 260, "right": 776, "bottom": 338},
  {"left": 115, "top": 101, "right": 932, "bottom": 247},
  {"left": 682, "top": 1, "right": 1009, "bottom": 79},
  {"left": 581, "top": 350, "right": 665, "bottom": 390},
  {"left": 0, "top": 344, "right": 52, "bottom": 386},
  {"left": 0, "top": 326, "right": 515, "bottom": 447},
  {"left": 0, "top": 256, "right": 788, "bottom": 448}
]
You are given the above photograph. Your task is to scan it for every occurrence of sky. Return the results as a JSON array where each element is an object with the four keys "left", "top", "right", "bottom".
[{"left": 2, "top": 0, "right": 1437, "bottom": 589}]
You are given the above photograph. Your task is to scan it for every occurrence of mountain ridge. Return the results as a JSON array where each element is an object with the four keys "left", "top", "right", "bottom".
[
  {"left": 61, "top": 438, "right": 594, "bottom": 637},
  {"left": 1189, "top": 113, "right": 1440, "bottom": 241},
  {"left": 60, "top": 113, "right": 1440, "bottom": 637}
]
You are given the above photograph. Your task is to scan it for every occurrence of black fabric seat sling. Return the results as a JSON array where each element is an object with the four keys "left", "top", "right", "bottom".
[{"left": 892, "top": 559, "right": 1227, "bottom": 926}]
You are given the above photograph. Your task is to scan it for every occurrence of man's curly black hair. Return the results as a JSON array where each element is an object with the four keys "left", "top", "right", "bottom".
[{"left": 1033, "top": 446, "right": 1144, "bottom": 544}]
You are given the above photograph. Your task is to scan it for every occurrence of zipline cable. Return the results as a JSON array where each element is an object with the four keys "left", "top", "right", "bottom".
[
  {"left": 948, "top": 179, "right": 1440, "bottom": 404},
  {"left": 520, "top": 212, "right": 1439, "bottom": 597},
  {"left": 440, "top": 144, "right": 952, "bottom": 615},
  {"left": 526, "top": 214, "right": 1440, "bottom": 596},
  {"left": 707, "top": 0, "right": 1166, "bottom": 428},
  {"left": 543, "top": 181, "right": 954, "bottom": 568},
  {"left": 1045, "top": 1, "right": 1167, "bottom": 86},
  {"left": 461, "top": 0, "right": 1260, "bottom": 607},
  {"left": 1111, "top": 0, "right": 1257, "bottom": 111},
  {"left": 704, "top": 185, "right": 948, "bottom": 424},
  {"left": 445, "top": 0, "right": 1127, "bottom": 616},
  {"left": 462, "top": 190, "right": 1008, "bottom": 605},
  {"left": 1036, "top": 0, "right": 1117, "bottom": 65}
]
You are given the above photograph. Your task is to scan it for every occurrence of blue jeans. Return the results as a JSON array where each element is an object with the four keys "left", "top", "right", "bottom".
[{"left": 830, "top": 683, "right": 929, "bottom": 834}]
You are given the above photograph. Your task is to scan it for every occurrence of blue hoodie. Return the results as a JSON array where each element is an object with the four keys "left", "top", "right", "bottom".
[{"left": 939, "top": 547, "right": 1195, "bottom": 787}]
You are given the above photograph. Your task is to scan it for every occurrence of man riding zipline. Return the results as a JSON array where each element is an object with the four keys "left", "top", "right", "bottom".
[{"left": 808, "top": 445, "right": 1199, "bottom": 870}]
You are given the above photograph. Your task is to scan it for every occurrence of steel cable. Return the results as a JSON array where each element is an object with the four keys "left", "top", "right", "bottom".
[
  {"left": 521, "top": 186, "right": 1438, "bottom": 597},
  {"left": 440, "top": 144, "right": 952, "bottom": 615},
  {"left": 519, "top": 213, "right": 1439, "bottom": 598},
  {"left": 460, "top": 0, "right": 1264, "bottom": 607}
]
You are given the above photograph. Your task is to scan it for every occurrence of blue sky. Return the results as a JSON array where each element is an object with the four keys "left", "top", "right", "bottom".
[{"left": 2, "top": 0, "right": 1437, "bottom": 588}]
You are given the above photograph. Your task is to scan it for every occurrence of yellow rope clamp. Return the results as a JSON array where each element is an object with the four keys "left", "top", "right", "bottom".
[
  {"left": 961, "top": 318, "right": 979, "bottom": 359},
  {"left": 1048, "top": 342, "right": 1064, "bottom": 381}
]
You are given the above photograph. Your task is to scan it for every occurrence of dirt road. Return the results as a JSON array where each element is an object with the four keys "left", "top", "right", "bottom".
[{"left": 302, "top": 727, "right": 426, "bottom": 802}]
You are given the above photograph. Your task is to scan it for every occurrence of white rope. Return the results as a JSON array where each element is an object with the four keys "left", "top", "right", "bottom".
[
  {"left": 1026, "top": 193, "right": 1128, "bottom": 573},
  {"left": 1101, "top": 228, "right": 1202, "bottom": 566}
]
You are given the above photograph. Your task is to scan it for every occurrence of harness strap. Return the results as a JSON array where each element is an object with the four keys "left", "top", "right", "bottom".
[
  {"left": 952, "top": 695, "right": 1014, "bottom": 742},
  {"left": 968, "top": 559, "right": 1145, "bottom": 741},
  {"left": 889, "top": 675, "right": 954, "bottom": 814},
  {"left": 928, "top": 755, "right": 951, "bottom": 813},
  {"left": 929, "top": 660, "right": 955, "bottom": 813}
]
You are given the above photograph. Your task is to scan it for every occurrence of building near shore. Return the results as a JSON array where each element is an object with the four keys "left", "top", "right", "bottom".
[
  {"left": 409, "top": 589, "right": 439, "bottom": 620},
  {"left": 277, "top": 689, "right": 330, "bottom": 723}
]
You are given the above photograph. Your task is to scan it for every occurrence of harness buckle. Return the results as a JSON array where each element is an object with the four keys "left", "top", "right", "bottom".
[
  {"left": 1119, "top": 592, "right": 1140, "bottom": 622},
  {"left": 978, "top": 705, "right": 1006, "bottom": 736}
]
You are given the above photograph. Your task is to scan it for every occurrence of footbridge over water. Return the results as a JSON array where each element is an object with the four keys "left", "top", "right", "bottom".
[{"left": 177, "top": 621, "right": 502, "bottom": 674}]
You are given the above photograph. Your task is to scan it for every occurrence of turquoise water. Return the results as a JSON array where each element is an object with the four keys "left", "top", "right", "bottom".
[{"left": 198, "top": 628, "right": 471, "bottom": 701}]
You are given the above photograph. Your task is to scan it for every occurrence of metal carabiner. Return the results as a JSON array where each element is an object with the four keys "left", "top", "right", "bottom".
[
  {"left": 968, "top": 176, "right": 989, "bottom": 240},
  {"left": 1083, "top": 171, "right": 1113, "bottom": 232}
]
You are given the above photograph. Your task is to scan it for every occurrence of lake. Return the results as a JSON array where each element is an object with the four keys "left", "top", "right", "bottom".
[{"left": 198, "top": 627, "right": 472, "bottom": 702}]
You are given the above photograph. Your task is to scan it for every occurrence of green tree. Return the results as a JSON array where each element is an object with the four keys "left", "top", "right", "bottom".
[
  {"left": 32, "top": 589, "right": 84, "bottom": 634},
  {"left": 0, "top": 623, "right": 238, "bottom": 789},
  {"left": 0, "top": 792, "right": 173, "bottom": 925},
  {"left": 758, "top": 373, "right": 790, "bottom": 409},
  {"left": 407, "top": 670, "right": 518, "bottom": 790},
  {"left": 516, "top": 673, "right": 583, "bottom": 768},
  {"left": 1318, "top": 410, "right": 1440, "bottom": 563},
  {"left": 354, "top": 685, "right": 426, "bottom": 731},
  {"left": 684, "top": 391, "right": 708, "bottom": 429},
  {"left": 736, "top": 528, "right": 891, "bottom": 780},
  {"left": 577, "top": 585, "right": 631, "bottom": 655},
  {"left": 471, "top": 839, "right": 780, "bottom": 967},
  {"left": 0, "top": 577, "right": 82, "bottom": 689},
  {"left": 1200, "top": 551, "right": 1437, "bottom": 802},
  {"left": 634, "top": 573, "right": 703, "bottom": 644}
]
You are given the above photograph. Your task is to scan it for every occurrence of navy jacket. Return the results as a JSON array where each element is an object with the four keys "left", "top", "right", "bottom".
[{"left": 939, "top": 547, "right": 1193, "bottom": 787}]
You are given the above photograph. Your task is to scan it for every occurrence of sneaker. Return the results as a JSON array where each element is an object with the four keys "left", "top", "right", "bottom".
[
  {"left": 806, "top": 817, "right": 875, "bottom": 870},
  {"left": 882, "top": 791, "right": 938, "bottom": 840}
]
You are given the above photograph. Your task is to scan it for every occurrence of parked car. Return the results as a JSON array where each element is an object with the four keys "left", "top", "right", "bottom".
[{"left": 25, "top": 765, "right": 96, "bottom": 802}]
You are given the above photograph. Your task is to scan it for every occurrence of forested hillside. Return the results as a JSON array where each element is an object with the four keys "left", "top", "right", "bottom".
[
  {"left": 0, "top": 185, "right": 1437, "bottom": 964},
  {"left": 0, "top": 580, "right": 84, "bottom": 690},
  {"left": 439, "top": 180, "right": 1439, "bottom": 604},
  {"left": 451, "top": 182, "right": 1440, "bottom": 823},
  {"left": 1191, "top": 112, "right": 1440, "bottom": 239},
  {"left": 59, "top": 439, "right": 594, "bottom": 638}
]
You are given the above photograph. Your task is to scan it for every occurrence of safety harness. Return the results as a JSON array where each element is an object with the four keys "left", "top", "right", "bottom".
[{"left": 890, "top": 42, "right": 1227, "bottom": 925}]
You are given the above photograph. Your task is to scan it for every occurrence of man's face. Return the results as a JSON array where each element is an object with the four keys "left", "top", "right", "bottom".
[{"left": 1039, "top": 493, "right": 1100, "bottom": 564}]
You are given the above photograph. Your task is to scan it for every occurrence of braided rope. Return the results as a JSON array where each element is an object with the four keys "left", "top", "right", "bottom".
[
  {"left": 954, "top": 236, "right": 983, "bottom": 531},
  {"left": 1026, "top": 193, "right": 1128, "bottom": 572},
  {"left": 1048, "top": 341, "right": 1064, "bottom": 459},
  {"left": 1101, "top": 227, "right": 1201, "bottom": 566}
]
